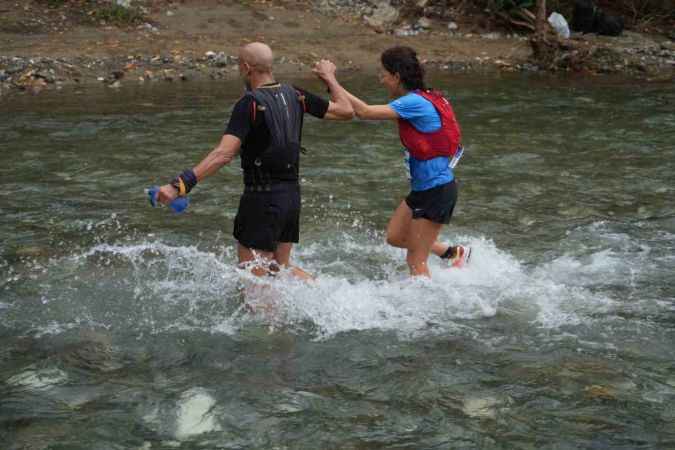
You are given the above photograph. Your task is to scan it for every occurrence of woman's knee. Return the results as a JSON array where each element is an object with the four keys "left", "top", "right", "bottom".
[{"left": 386, "top": 231, "right": 407, "bottom": 248}]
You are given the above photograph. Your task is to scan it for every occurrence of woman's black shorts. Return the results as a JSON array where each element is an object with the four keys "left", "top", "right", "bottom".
[
  {"left": 405, "top": 180, "right": 458, "bottom": 225},
  {"left": 233, "top": 183, "right": 300, "bottom": 252}
]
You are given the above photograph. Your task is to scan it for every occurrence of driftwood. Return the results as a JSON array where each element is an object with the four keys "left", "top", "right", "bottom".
[
  {"left": 529, "top": 0, "right": 608, "bottom": 73},
  {"left": 530, "top": 33, "right": 599, "bottom": 72},
  {"left": 535, "top": 0, "right": 547, "bottom": 38},
  {"left": 497, "top": 7, "right": 536, "bottom": 31}
]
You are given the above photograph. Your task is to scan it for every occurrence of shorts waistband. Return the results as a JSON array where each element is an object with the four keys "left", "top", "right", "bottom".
[{"left": 243, "top": 182, "right": 299, "bottom": 193}]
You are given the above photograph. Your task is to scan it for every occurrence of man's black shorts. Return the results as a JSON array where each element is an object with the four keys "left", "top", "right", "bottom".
[
  {"left": 233, "top": 183, "right": 300, "bottom": 252},
  {"left": 405, "top": 180, "right": 457, "bottom": 225}
]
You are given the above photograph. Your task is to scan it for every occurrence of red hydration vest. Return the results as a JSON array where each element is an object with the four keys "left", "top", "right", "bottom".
[{"left": 397, "top": 90, "right": 461, "bottom": 161}]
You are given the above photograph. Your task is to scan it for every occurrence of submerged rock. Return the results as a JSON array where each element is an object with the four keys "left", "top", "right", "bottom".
[
  {"left": 174, "top": 388, "right": 221, "bottom": 439},
  {"left": 13, "top": 245, "right": 49, "bottom": 258},
  {"left": 584, "top": 385, "right": 616, "bottom": 400},
  {"left": 462, "top": 395, "right": 501, "bottom": 418}
]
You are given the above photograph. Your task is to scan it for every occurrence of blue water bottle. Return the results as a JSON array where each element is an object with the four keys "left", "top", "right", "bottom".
[{"left": 146, "top": 186, "right": 189, "bottom": 213}]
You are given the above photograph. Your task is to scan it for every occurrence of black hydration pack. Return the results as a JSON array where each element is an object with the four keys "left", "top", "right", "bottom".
[{"left": 241, "top": 83, "right": 306, "bottom": 188}]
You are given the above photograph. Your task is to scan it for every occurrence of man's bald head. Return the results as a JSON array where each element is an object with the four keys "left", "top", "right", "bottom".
[{"left": 239, "top": 42, "right": 274, "bottom": 73}]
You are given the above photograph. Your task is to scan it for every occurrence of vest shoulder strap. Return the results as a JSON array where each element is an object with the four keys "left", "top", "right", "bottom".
[{"left": 246, "top": 85, "right": 307, "bottom": 122}]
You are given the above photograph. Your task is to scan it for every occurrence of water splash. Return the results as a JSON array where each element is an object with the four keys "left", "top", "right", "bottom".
[{"left": 3, "top": 227, "right": 640, "bottom": 341}]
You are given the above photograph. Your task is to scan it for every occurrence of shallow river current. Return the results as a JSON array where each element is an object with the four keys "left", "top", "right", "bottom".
[{"left": 1, "top": 74, "right": 674, "bottom": 449}]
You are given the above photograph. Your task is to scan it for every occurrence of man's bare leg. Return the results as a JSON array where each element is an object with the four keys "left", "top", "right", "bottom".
[
  {"left": 274, "top": 242, "right": 315, "bottom": 282},
  {"left": 237, "top": 242, "right": 314, "bottom": 280},
  {"left": 237, "top": 243, "right": 276, "bottom": 276},
  {"left": 236, "top": 243, "right": 280, "bottom": 314}
]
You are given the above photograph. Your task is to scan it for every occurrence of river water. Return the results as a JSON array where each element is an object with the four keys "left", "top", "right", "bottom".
[{"left": 1, "top": 74, "right": 674, "bottom": 449}]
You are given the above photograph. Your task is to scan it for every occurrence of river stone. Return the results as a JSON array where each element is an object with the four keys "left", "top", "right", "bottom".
[
  {"left": 394, "top": 24, "right": 418, "bottom": 36},
  {"left": 462, "top": 395, "right": 500, "bottom": 418},
  {"left": 417, "top": 17, "right": 432, "bottom": 29},
  {"left": 6, "top": 64, "right": 27, "bottom": 75},
  {"left": 661, "top": 41, "right": 675, "bottom": 52},
  {"left": 34, "top": 70, "right": 55, "bottom": 83},
  {"left": 584, "top": 385, "right": 615, "bottom": 400},
  {"left": 214, "top": 52, "right": 229, "bottom": 67},
  {"left": 174, "top": 388, "right": 221, "bottom": 440},
  {"left": 363, "top": 1, "right": 399, "bottom": 29}
]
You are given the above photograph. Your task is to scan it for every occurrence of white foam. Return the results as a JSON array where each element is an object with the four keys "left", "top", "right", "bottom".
[
  {"left": 256, "top": 235, "right": 609, "bottom": 337},
  {"left": 7, "top": 367, "right": 68, "bottom": 390},
  {"left": 33, "top": 321, "right": 78, "bottom": 338},
  {"left": 15, "top": 229, "right": 636, "bottom": 339}
]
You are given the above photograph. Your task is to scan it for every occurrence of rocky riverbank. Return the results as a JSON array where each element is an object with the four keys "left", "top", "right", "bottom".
[{"left": 0, "top": 0, "right": 673, "bottom": 97}]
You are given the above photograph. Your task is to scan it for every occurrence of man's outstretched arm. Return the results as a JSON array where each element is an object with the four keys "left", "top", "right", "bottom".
[
  {"left": 192, "top": 134, "right": 241, "bottom": 179},
  {"left": 156, "top": 134, "right": 241, "bottom": 204},
  {"left": 313, "top": 59, "right": 398, "bottom": 121}
]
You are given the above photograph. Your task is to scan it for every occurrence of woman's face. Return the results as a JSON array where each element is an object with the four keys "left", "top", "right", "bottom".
[{"left": 379, "top": 66, "right": 404, "bottom": 98}]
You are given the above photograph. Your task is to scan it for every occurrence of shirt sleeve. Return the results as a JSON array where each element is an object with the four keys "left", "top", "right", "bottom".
[
  {"left": 388, "top": 94, "right": 428, "bottom": 121},
  {"left": 224, "top": 95, "right": 254, "bottom": 140},
  {"left": 294, "top": 86, "right": 329, "bottom": 119}
]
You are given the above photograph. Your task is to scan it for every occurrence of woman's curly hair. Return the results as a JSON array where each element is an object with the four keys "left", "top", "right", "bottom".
[{"left": 381, "top": 46, "right": 426, "bottom": 91}]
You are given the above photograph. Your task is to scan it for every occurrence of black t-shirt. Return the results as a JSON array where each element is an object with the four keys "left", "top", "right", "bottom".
[{"left": 224, "top": 84, "right": 329, "bottom": 155}]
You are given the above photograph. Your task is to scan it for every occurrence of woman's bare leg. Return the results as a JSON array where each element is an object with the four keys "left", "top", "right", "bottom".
[
  {"left": 406, "top": 218, "right": 443, "bottom": 278},
  {"left": 386, "top": 199, "right": 454, "bottom": 266}
]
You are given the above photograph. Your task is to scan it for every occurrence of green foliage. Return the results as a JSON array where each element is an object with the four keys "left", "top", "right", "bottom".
[{"left": 91, "top": 4, "right": 146, "bottom": 26}]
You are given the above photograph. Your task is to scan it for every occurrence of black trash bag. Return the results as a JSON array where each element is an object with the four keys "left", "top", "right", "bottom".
[
  {"left": 596, "top": 11, "right": 624, "bottom": 36},
  {"left": 570, "top": 0, "right": 598, "bottom": 33},
  {"left": 571, "top": 0, "right": 624, "bottom": 36}
]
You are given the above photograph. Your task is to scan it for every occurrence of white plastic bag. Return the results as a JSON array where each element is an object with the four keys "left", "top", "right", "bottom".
[{"left": 548, "top": 12, "right": 570, "bottom": 39}]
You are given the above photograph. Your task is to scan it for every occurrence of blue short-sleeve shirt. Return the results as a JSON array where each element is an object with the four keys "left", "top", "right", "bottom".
[{"left": 389, "top": 93, "right": 454, "bottom": 191}]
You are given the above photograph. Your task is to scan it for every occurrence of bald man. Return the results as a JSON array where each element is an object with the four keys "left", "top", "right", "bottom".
[{"left": 155, "top": 43, "right": 353, "bottom": 280}]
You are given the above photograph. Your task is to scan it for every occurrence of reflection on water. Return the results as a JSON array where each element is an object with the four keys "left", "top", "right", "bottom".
[{"left": 1, "top": 75, "right": 674, "bottom": 448}]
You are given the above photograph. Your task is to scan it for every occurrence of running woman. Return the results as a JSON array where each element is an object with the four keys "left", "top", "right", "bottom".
[{"left": 313, "top": 46, "right": 470, "bottom": 278}]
